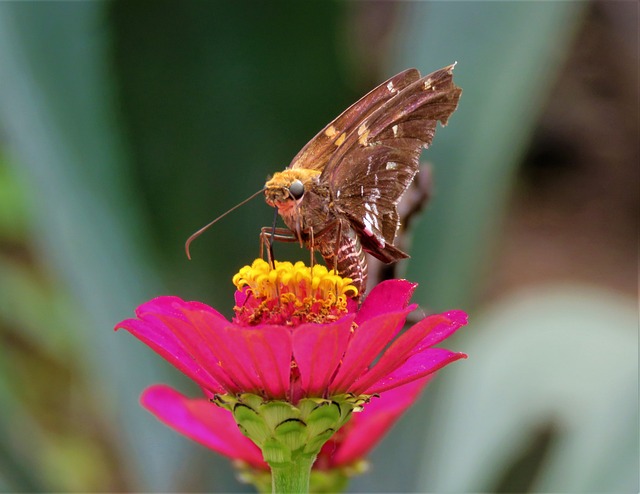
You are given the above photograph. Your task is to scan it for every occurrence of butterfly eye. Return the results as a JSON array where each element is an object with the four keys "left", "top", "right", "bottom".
[{"left": 288, "top": 179, "right": 305, "bottom": 200}]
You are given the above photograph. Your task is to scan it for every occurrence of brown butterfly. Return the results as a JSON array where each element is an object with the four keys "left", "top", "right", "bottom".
[{"left": 262, "top": 64, "right": 462, "bottom": 297}]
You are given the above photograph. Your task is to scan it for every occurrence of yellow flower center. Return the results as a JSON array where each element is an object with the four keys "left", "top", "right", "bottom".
[{"left": 232, "top": 259, "right": 358, "bottom": 325}]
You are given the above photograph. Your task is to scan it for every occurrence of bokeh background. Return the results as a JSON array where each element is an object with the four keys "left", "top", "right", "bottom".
[{"left": 0, "top": 1, "right": 637, "bottom": 492}]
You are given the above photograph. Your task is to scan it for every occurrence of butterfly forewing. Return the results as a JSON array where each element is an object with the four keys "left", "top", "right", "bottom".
[
  {"left": 323, "top": 64, "right": 461, "bottom": 177},
  {"left": 288, "top": 68, "right": 421, "bottom": 172}
]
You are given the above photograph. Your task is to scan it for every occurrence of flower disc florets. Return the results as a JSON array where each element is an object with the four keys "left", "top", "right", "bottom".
[{"left": 232, "top": 259, "right": 359, "bottom": 326}]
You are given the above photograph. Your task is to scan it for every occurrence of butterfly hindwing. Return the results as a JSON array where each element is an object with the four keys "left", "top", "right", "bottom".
[
  {"left": 332, "top": 144, "right": 419, "bottom": 260},
  {"left": 326, "top": 64, "right": 462, "bottom": 258}
]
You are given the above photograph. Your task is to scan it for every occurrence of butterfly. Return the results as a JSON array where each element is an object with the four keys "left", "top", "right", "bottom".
[{"left": 262, "top": 64, "right": 462, "bottom": 297}]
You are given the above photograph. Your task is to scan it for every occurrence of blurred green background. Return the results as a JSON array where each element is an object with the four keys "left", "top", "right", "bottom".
[{"left": 0, "top": 1, "right": 637, "bottom": 492}]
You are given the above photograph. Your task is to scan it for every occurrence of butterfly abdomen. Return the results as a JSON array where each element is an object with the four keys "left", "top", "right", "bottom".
[{"left": 317, "top": 224, "right": 367, "bottom": 297}]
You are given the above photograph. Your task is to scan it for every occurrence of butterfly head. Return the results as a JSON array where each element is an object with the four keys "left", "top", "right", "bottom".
[{"left": 264, "top": 169, "right": 321, "bottom": 214}]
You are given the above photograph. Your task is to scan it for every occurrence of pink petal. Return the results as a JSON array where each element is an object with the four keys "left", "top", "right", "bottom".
[
  {"left": 349, "top": 312, "right": 466, "bottom": 394},
  {"left": 136, "top": 296, "right": 227, "bottom": 322},
  {"left": 117, "top": 296, "right": 294, "bottom": 398},
  {"left": 141, "top": 385, "right": 266, "bottom": 469},
  {"left": 158, "top": 313, "right": 245, "bottom": 392},
  {"left": 181, "top": 310, "right": 264, "bottom": 392},
  {"left": 292, "top": 315, "right": 354, "bottom": 396},
  {"left": 231, "top": 324, "right": 293, "bottom": 399},
  {"left": 332, "top": 377, "right": 432, "bottom": 466},
  {"left": 355, "top": 280, "right": 417, "bottom": 325},
  {"left": 116, "top": 296, "right": 237, "bottom": 392},
  {"left": 413, "top": 310, "right": 468, "bottom": 352},
  {"left": 182, "top": 309, "right": 293, "bottom": 399},
  {"left": 329, "top": 308, "right": 412, "bottom": 394},
  {"left": 363, "top": 348, "right": 467, "bottom": 395},
  {"left": 115, "top": 316, "right": 226, "bottom": 393}
]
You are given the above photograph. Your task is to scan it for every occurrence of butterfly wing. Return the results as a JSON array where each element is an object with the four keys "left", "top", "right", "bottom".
[
  {"left": 326, "top": 64, "right": 462, "bottom": 261},
  {"left": 288, "top": 68, "right": 421, "bottom": 172}
]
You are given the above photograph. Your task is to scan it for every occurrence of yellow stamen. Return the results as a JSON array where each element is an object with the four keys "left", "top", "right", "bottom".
[
  {"left": 232, "top": 259, "right": 358, "bottom": 325},
  {"left": 234, "top": 259, "right": 358, "bottom": 301}
]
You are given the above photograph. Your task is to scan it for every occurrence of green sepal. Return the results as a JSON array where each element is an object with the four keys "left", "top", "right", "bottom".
[
  {"left": 305, "top": 401, "right": 341, "bottom": 436},
  {"left": 233, "top": 404, "right": 270, "bottom": 445},
  {"left": 304, "top": 428, "right": 336, "bottom": 455},
  {"left": 274, "top": 418, "right": 307, "bottom": 452},
  {"left": 262, "top": 437, "right": 292, "bottom": 464},
  {"left": 214, "top": 393, "right": 371, "bottom": 460},
  {"left": 262, "top": 401, "right": 302, "bottom": 430}
]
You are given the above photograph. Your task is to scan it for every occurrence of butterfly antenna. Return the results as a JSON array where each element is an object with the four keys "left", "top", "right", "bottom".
[{"left": 185, "top": 187, "right": 265, "bottom": 260}]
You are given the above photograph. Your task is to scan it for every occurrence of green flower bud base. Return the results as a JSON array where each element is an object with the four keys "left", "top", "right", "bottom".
[{"left": 214, "top": 393, "right": 371, "bottom": 493}]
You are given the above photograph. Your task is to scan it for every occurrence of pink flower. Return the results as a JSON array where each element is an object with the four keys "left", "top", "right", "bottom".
[
  {"left": 140, "top": 375, "right": 433, "bottom": 472},
  {"left": 115, "top": 260, "right": 467, "bottom": 402},
  {"left": 117, "top": 260, "right": 467, "bottom": 491}
]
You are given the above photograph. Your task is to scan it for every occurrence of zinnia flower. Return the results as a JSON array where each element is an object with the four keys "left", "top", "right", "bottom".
[{"left": 115, "top": 259, "right": 467, "bottom": 492}]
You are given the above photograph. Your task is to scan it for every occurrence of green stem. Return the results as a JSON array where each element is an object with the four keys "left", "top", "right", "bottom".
[{"left": 270, "top": 455, "right": 316, "bottom": 494}]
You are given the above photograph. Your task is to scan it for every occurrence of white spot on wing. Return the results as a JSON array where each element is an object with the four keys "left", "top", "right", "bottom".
[
  {"left": 363, "top": 215, "right": 374, "bottom": 236},
  {"left": 386, "top": 161, "right": 398, "bottom": 170},
  {"left": 363, "top": 210, "right": 385, "bottom": 247},
  {"left": 387, "top": 81, "right": 396, "bottom": 93},
  {"left": 392, "top": 124, "right": 399, "bottom": 137},
  {"left": 364, "top": 213, "right": 375, "bottom": 233}
]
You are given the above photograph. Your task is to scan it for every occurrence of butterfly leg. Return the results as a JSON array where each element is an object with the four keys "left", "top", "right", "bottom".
[
  {"left": 330, "top": 220, "right": 345, "bottom": 298},
  {"left": 332, "top": 220, "right": 343, "bottom": 274},
  {"left": 308, "top": 227, "right": 315, "bottom": 268},
  {"left": 259, "top": 226, "right": 299, "bottom": 266}
]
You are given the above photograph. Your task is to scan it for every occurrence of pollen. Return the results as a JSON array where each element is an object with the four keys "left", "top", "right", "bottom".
[{"left": 232, "top": 259, "right": 358, "bottom": 326}]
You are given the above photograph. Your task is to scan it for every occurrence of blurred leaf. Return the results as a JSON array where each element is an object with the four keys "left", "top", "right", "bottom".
[
  {"left": 0, "top": 155, "right": 30, "bottom": 240},
  {"left": 0, "top": 255, "right": 128, "bottom": 492},
  {"left": 0, "top": 253, "right": 80, "bottom": 354},
  {"left": 0, "top": 2, "right": 189, "bottom": 490},
  {"left": 0, "top": 376, "right": 46, "bottom": 493},
  {"left": 390, "top": 2, "right": 586, "bottom": 312},
  {"left": 415, "top": 285, "right": 638, "bottom": 492}
]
